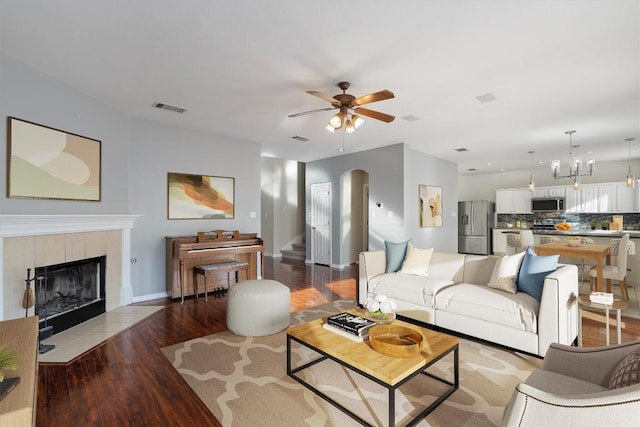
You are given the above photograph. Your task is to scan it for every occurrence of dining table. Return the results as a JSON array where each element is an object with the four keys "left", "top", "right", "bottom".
[{"left": 533, "top": 241, "right": 612, "bottom": 292}]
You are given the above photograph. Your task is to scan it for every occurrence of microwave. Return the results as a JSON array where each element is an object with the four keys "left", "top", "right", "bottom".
[{"left": 531, "top": 197, "right": 565, "bottom": 212}]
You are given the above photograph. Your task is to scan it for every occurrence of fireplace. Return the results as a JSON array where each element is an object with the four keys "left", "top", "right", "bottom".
[{"left": 34, "top": 256, "right": 107, "bottom": 335}]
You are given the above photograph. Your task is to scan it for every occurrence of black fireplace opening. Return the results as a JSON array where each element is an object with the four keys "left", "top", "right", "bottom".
[{"left": 35, "top": 255, "right": 106, "bottom": 335}]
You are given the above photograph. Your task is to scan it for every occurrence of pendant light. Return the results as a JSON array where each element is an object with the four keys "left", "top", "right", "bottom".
[
  {"left": 626, "top": 137, "right": 636, "bottom": 188},
  {"left": 527, "top": 151, "right": 535, "bottom": 192}
]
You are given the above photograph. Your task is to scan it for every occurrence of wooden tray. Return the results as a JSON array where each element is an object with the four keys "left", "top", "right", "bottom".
[{"left": 369, "top": 325, "right": 424, "bottom": 358}]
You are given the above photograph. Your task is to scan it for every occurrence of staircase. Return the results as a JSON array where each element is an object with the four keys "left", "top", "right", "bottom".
[{"left": 281, "top": 241, "right": 306, "bottom": 263}]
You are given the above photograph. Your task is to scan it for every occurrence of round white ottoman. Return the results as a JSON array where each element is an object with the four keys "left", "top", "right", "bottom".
[{"left": 226, "top": 279, "right": 290, "bottom": 336}]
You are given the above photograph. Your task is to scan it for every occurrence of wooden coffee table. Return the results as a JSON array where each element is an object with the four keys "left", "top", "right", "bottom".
[{"left": 286, "top": 311, "right": 459, "bottom": 427}]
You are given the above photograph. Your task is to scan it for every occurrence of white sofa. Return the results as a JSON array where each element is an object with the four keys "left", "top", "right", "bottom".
[{"left": 358, "top": 250, "right": 579, "bottom": 357}]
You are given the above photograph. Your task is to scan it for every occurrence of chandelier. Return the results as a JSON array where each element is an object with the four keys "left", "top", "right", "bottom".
[
  {"left": 324, "top": 106, "right": 364, "bottom": 134},
  {"left": 550, "top": 130, "right": 595, "bottom": 190}
]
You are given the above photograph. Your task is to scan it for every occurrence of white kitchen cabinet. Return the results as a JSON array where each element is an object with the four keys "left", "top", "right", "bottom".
[
  {"left": 532, "top": 186, "right": 565, "bottom": 199},
  {"left": 565, "top": 186, "right": 581, "bottom": 212},
  {"left": 496, "top": 189, "right": 532, "bottom": 214},
  {"left": 616, "top": 182, "right": 635, "bottom": 212},
  {"left": 581, "top": 184, "right": 599, "bottom": 213},
  {"left": 598, "top": 183, "right": 617, "bottom": 212},
  {"left": 492, "top": 229, "right": 508, "bottom": 255}
]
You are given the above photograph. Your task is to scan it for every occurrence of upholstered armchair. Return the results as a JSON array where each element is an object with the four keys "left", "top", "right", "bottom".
[{"left": 502, "top": 341, "right": 640, "bottom": 426}]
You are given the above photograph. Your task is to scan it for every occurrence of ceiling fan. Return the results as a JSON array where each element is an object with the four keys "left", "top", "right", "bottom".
[{"left": 289, "top": 81, "right": 395, "bottom": 134}]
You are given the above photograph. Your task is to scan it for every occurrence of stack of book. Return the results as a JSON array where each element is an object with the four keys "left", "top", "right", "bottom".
[
  {"left": 589, "top": 291, "right": 614, "bottom": 305},
  {"left": 323, "top": 312, "right": 376, "bottom": 342}
]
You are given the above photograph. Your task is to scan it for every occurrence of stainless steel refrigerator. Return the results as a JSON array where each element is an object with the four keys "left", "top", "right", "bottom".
[{"left": 458, "top": 201, "right": 495, "bottom": 255}]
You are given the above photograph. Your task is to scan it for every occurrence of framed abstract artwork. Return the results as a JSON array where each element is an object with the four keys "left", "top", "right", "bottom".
[
  {"left": 419, "top": 185, "right": 442, "bottom": 227},
  {"left": 7, "top": 117, "right": 101, "bottom": 201},
  {"left": 167, "top": 172, "right": 235, "bottom": 219}
]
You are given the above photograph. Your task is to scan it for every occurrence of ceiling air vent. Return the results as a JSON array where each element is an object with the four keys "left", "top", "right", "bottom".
[
  {"left": 475, "top": 93, "right": 497, "bottom": 104},
  {"left": 152, "top": 102, "right": 187, "bottom": 114},
  {"left": 468, "top": 168, "right": 477, "bottom": 171},
  {"left": 291, "top": 136, "right": 310, "bottom": 142},
  {"left": 401, "top": 115, "right": 420, "bottom": 122},
  {"left": 454, "top": 148, "right": 469, "bottom": 152}
]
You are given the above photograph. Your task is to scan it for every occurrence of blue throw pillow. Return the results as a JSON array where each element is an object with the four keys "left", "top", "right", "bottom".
[
  {"left": 385, "top": 240, "right": 411, "bottom": 273},
  {"left": 517, "top": 247, "right": 559, "bottom": 301}
]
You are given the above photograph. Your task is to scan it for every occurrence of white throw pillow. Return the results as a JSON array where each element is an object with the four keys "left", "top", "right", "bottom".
[
  {"left": 399, "top": 242, "right": 434, "bottom": 275},
  {"left": 487, "top": 251, "right": 526, "bottom": 293}
]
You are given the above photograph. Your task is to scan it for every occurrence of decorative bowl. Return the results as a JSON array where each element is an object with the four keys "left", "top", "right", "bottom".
[
  {"left": 365, "top": 310, "right": 396, "bottom": 325},
  {"left": 368, "top": 325, "right": 424, "bottom": 358},
  {"left": 566, "top": 236, "right": 581, "bottom": 246}
]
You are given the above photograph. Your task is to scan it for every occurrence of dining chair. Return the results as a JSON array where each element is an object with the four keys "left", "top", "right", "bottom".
[
  {"left": 519, "top": 230, "right": 535, "bottom": 251},
  {"left": 540, "top": 236, "right": 561, "bottom": 244},
  {"left": 589, "top": 234, "right": 630, "bottom": 300}
]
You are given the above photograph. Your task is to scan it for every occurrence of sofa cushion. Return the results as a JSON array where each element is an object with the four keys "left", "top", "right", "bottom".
[
  {"left": 487, "top": 251, "right": 526, "bottom": 293},
  {"left": 434, "top": 283, "right": 539, "bottom": 333},
  {"left": 399, "top": 243, "right": 434, "bottom": 275},
  {"left": 517, "top": 247, "right": 559, "bottom": 301},
  {"left": 525, "top": 369, "right": 607, "bottom": 395},
  {"left": 427, "top": 252, "right": 467, "bottom": 283},
  {"left": 369, "top": 273, "right": 454, "bottom": 307},
  {"left": 385, "top": 240, "right": 410, "bottom": 273},
  {"left": 609, "top": 348, "right": 640, "bottom": 389}
]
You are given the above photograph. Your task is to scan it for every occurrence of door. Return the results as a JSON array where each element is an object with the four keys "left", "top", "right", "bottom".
[{"left": 311, "top": 182, "right": 331, "bottom": 265}]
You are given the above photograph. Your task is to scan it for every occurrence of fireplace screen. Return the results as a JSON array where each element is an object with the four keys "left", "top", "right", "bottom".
[{"left": 34, "top": 255, "right": 106, "bottom": 334}]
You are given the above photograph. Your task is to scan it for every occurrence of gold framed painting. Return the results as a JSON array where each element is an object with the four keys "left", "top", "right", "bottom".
[
  {"left": 7, "top": 117, "right": 101, "bottom": 201},
  {"left": 419, "top": 185, "right": 442, "bottom": 227},
  {"left": 167, "top": 172, "right": 235, "bottom": 219}
]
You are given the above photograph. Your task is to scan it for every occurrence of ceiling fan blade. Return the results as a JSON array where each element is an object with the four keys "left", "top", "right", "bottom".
[
  {"left": 306, "top": 90, "right": 341, "bottom": 106},
  {"left": 354, "top": 107, "right": 395, "bottom": 123},
  {"left": 351, "top": 90, "right": 395, "bottom": 107},
  {"left": 288, "top": 107, "right": 337, "bottom": 118}
]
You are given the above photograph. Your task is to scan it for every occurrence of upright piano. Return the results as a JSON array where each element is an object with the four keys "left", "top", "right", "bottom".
[{"left": 166, "top": 231, "right": 264, "bottom": 301}]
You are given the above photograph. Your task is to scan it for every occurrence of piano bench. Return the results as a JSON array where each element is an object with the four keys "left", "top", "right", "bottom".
[{"left": 193, "top": 261, "right": 250, "bottom": 301}]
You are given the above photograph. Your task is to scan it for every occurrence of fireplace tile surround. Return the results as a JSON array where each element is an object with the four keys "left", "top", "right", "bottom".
[{"left": 0, "top": 215, "right": 141, "bottom": 321}]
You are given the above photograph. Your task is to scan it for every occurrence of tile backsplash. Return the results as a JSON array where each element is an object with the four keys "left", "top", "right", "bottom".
[{"left": 497, "top": 213, "right": 640, "bottom": 230}]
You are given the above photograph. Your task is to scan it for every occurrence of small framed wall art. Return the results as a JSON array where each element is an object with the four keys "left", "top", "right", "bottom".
[
  {"left": 7, "top": 117, "right": 101, "bottom": 201},
  {"left": 419, "top": 184, "right": 442, "bottom": 227},
  {"left": 167, "top": 172, "right": 235, "bottom": 219}
]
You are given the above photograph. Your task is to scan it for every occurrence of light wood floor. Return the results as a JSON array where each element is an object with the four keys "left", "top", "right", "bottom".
[{"left": 36, "top": 258, "right": 640, "bottom": 426}]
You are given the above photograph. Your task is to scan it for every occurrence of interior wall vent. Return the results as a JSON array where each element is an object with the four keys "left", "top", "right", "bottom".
[
  {"left": 291, "top": 136, "right": 310, "bottom": 142},
  {"left": 152, "top": 102, "right": 187, "bottom": 114},
  {"left": 475, "top": 93, "right": 497, "bottom": 103}
]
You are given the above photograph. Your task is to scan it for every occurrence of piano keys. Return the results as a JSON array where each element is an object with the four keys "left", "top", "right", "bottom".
[{"left": 166, "top": 231, "right": 264, "bottom": 302}]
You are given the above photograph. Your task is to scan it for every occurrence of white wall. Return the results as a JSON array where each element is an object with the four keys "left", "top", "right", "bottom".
[
  {"left": 404, "top": 146, "right": 459, "bottom": 253},
  {"left": 306, "top": 143, "right": 459, "bottom": 265},
  {"left": 306, "top": 144, "right": 406, "bottom": 266},
  {"left": 0, "top": 53, "right": 130, "bottom": 214},
  {"left": 128, "top": 120, "right": 261, "bottom": 297},
  {"left": 1, "top": 52, "right": 262, "bottom": 300},
  {"left": 260, "top": 156, "right": 304, "bottom": 257}
]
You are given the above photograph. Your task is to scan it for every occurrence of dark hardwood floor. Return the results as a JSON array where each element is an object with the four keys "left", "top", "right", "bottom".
[{"left": 36, "top": 257, "right": 640, "bottom": 427}]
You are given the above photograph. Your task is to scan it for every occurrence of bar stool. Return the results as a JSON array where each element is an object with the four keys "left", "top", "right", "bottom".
[
  {"left": 519, "top": 230, "right": 535, "bottom": 251},
  {"left": 506, "top": 234, "right": 521, "bottom": 254}
]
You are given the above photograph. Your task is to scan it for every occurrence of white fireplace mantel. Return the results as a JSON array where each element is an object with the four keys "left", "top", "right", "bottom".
[
  {"left": 0, "top": 214, "right": 141, "bottom": 237},
  {"left": 0, "top": 214, "right": 142, "bottom": 320}
]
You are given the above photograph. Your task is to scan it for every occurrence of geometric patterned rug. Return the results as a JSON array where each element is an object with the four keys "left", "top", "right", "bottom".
[{"left": 161, "top": 299, "right": 541, "bottom": 426}]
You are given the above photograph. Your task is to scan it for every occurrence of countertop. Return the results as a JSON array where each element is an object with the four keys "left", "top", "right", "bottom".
[{"left": 494, "top": 228, "right": 640, "bottom": 238}]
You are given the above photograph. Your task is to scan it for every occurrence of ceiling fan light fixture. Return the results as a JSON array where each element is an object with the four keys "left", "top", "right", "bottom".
[
  {"left": 345, "top": 118, "right": 356, "bottom": 134},
  {"left": 352, "top": 114, "right": 364, "bottom": 129},
  {"left": 329, "top": 113, "right": 342, "bottom": 129},
  {"left": 325, "top": 123, "right": 335, "bottom": 133}
]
